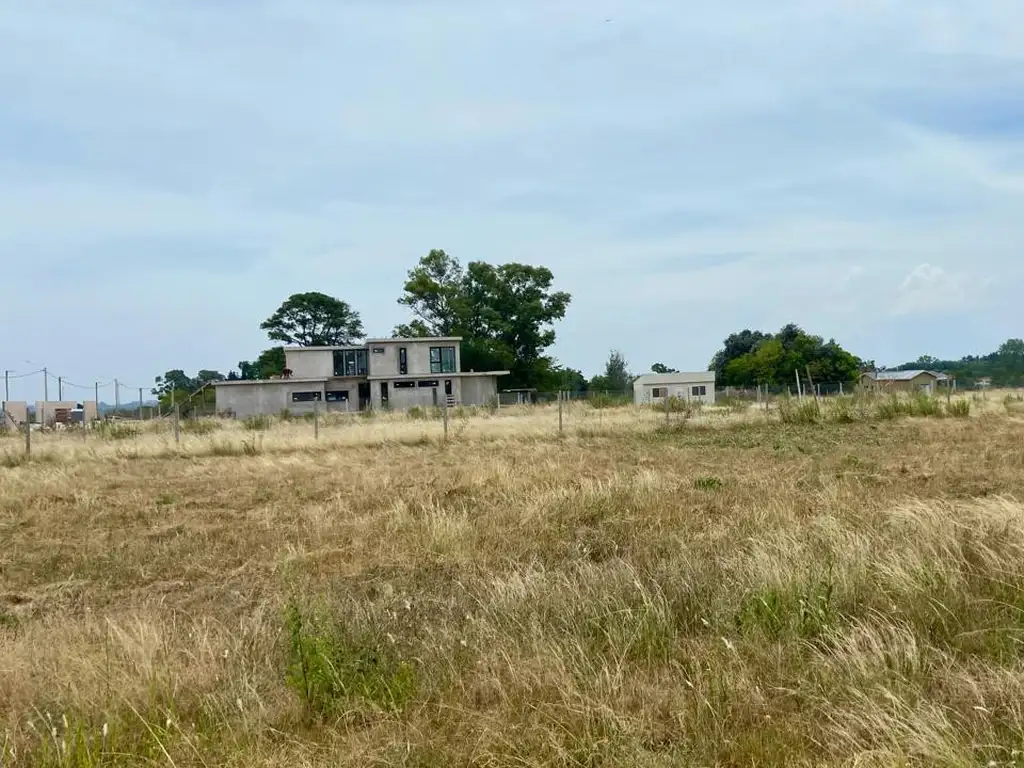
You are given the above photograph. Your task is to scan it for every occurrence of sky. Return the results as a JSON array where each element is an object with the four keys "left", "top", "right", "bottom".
[{"left": 2, "top": 0, "right": 1023, "bottom": 402}]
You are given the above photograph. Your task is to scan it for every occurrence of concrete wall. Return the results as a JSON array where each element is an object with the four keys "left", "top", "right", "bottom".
[
  {"left": 633, "top": 377, "right": 716, "bottom": 405},
  {"left": 34, "top": 401, "right": 99, "bottom": 425},
  {"left": 2, "top": 401, "right": 27, "bottom": 429},
  {"left": 286, "top": 341, "right": 463, "bottom": 380},
  {"left": 216, "top": 381, "right": 327, "bottom": 419},
  {"left": 460, "top": 376, "right": 497, "bottom": 406},
  {"left": 367, "top": 339, "right": 462, "bottom": 377},
  {"left": 285, "top": 349, "right": 341, "bottom": 378},
  {"left": 371, "top": 376, "right": 462, "bottom": 410}
]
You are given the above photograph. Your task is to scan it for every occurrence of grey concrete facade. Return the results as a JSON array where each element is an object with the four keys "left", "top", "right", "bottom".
[
  {"left": 215, "top": 337, "right": 505, "bottom": 418},
  {"left": 633, "top": 372, "right": 717, "bottom": 405}
]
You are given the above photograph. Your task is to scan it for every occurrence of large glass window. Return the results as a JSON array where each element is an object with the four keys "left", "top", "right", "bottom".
[
  {"left": 429, "top": 346, "right": 456, "bottom": 374},
  {"left": 333, "top": 349, "right": 368, "bottom": 377},
  {"left": 399, "top": 347, "right": 408, "bottom": 375}
]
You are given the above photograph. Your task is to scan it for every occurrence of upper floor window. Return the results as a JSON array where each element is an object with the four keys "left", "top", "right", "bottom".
[
  {"left": 333, "top": 349, "right": 368, "bottom": 377},
  {"left": 399, "top": 347, "right": 408, "bottom": 375},
  {"left": 429, "top": 346, "right": 456, "bottom": 374}
]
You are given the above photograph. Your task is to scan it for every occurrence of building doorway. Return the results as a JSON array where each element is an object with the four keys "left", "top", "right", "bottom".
[
  {"left": 380, "top": 381, "right": 389, "bottom": 408},
  {"left": 358, "top": 382, "right": 371, "bottom": 411}
]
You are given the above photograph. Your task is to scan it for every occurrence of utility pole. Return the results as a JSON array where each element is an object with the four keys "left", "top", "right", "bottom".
[
  {"left": 3, "top": 370, "right": 8, "bottom": 405},
  {"left": 58, "top": 376, "right": 63, "bottom": 401},
  {"left": 138, "top": 388, "right": 143, "bottom": 421},
  {"left": 94, "top": 382, "right": 99, "bottom": 423},
  {"left": 114, "top": 379, "right": 120, "bottom": 413},
  {"left": 42, "top": 367, "right": 48, "bottom": 428}
]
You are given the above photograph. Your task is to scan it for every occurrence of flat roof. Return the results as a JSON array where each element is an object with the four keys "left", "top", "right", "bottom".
[
  {"left": 283, "top": 336, "right": 463, "bottom": 351},
  {"left": 367, "top": 370, "right": 509, "bottom": 381},
  {"left": 214, "top": 377, "right": 327, "bottom": 387},
  {"left": 633, "top": 371, "right": 717, "bottom": 385}
]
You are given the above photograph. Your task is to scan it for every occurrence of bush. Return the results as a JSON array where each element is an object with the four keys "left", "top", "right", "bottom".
[
  {"left": 777, "top": 397, "right": 820, "bottom": 425},
  {"left": 874, "top": 396, "right": 910, "bottom": 421},
  {"left": 95, "top": 421, "right": 140, "bottom": 440},
  {"left": 181, "top": 419, "right": 222, "bottom": 435},
  {"left": 825, "top": 397, "right": 856, "bottom": 424},
  {"left": 242, "top": 414, "right": 273, "bottom": 431},
  {"left": 285, "top": 600, "right": 417, "bottom": 716},
  {"left": 589, "top": 392, "right": 632, "bottom": 410},
  {"left": 947, "top": 398, "right": 971, "bottom": 419},
  {"left": 693, "top": 475, "right": 723, "bottom": 491},
  {"left": 909, "top": 393, "right": 943, "bottom": 418}
]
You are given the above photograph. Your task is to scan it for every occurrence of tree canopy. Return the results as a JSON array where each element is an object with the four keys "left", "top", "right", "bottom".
[
  {"left": 261, "top": 292, "right": 364, "bottom": 347},
  {"left": 711, "top": 324, "right": 864, "bottom": 387},
  {"left": 236, "top": 347, "right": 286, "bottom": 381},
  {"left": 394, "top": 249, "right": 571, "bottom": 389},
  {"left": 590, "top": 350, "right": 632, "bottom": 392},
  {"left": 152, "top": 369, "right": 224, "bottom": 415},
  {"left": 893, "top": 338, "right": 1024, "bottom": 386},
  {"left": 651, "top": 363, "right": 679, "bottom": 374}
]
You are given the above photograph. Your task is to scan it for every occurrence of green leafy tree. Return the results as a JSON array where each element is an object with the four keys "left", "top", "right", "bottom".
[
  {"left": 590, "top": 350, "right": 631, "bottom": 393},
  {"left": 261, "top": 292, "right": 364, "bottom": 347},
  {"left": 394, "top": 250, "right": 571, "bottom": 389},
  {"left": 651, "top": 363, "right": 679, "bottom": 374},
  {"left": 237, "top": 347, "right": 286, "bottom": 380},
  {"left": 714, "top": 324, "right": 862, "bottom": 387}
]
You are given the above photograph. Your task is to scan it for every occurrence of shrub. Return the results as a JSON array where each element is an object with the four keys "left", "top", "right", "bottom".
[
  {"left": 181, "top": 419, "right": 222, "bottom": 436},
  {"left": 95, "top": 421, "right": 140, "bottom": 440},
  {"left": 909, "top": 393, "right": 943, "bottom": 418},
  {"left": 947, "top": 398, "right": 971, "bottom": 419},
  {"left": 693, "top": 475, "right": 723, "bottom": 491},
  {"left": 242, "top": 414, "right": 273, "bottom": 431},
  {"left": 826, "top": 396, "right": 856, "bottom": 424},
  {"left": 590, "top": 393, "right": 631, "bottom": 410},
  {"left": 777, "top": 397, "right": 820, "bottom": 425},
  {"left": 285, "top": 600, "right": 417, "bottom": 716},
  {"left": 874, "top": 396, "right": 910, "bottom": 421}
]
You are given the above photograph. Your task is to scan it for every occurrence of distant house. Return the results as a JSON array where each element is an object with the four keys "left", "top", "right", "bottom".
[
  {"left": 633, "top": 371, "right": 716, "bottom": 405},
  {"left": 859, "top": 370, "right": 948, "bottom": 395},
  {"left": 214, "top": 336, "right": 509, "bottom": 418}
]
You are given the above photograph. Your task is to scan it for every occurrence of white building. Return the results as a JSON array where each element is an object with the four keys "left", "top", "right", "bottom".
[
  {"left": 214, "top": 336, "right": 509, "bottom": 418},
  {"left": 633, "top": 371, "right": 717, "bottom": 406}
]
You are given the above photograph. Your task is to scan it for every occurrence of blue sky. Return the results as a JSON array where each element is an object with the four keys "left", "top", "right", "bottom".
[{"left": 2, "top": 0, "right": 1023, "bottom": 401}]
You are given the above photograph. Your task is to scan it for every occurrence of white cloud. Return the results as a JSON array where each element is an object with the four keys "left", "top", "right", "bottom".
[{"left": 893, "top": 263, "right": 992, "bottom": 316}]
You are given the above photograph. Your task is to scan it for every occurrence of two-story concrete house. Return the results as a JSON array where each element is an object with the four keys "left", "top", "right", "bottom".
[{"left": 214, "top": 337, "right": 508, "bottom": 418}]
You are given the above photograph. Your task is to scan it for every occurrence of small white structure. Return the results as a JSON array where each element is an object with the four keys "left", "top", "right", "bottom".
[{"left": 633, "top": 371, "right": 717, "bottom": 405}]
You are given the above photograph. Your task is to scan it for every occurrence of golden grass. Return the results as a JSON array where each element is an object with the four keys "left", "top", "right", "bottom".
[{"left": 3, "top": 395, "right": 1024, "bottom": 765}]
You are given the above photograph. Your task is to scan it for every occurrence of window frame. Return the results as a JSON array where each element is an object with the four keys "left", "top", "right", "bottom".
[
  {"left": 333, "top": 349, "right": 369, "bottom": 377},
  {"left": 429, "top": 345, "right": 456, "bottom": 374},
  {"left": 325, "top": 390, "right": 349, "bottom": 402},
  {"left": 398, "top": 347, "right": 408, "bottom": 375},
  {"left": 291, "top": 391, "right": 323, "bottom": 403},
  {"left": 417, "top": 379, "right": 439, "bottom": 388},
  {"left": 691, "top": 385, "right": 707, "bottom": 397}
]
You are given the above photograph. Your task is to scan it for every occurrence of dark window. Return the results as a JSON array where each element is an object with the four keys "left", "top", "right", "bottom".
[
  {"left": 371, "top": 347, "right": 385, "bottom": 354},
  {"left": 325, "top": 390, "right": 348, "bottom": 402},
  {"left": 394, "top": 381, "right": 416, "bottom": 389},
  {"left": 417, "top": 379, "right": 439, "bottom": 388},
  {"left": 333, "top": 349, "right": 368, "bottom": 377},
  {"left": 652, "top": 387, "right": 664, "bottom": 398},
  {"left": 691, "top": 385, "right": 707, "bottom": 397},
  {"left": 380, "top": 382, "right": 389, "bottom": 404},
  {"left": 429, "top": 345, "right": 456, "bottom": 374},
  {"left": 398, "top": 347, "right": 408, "bottom": 375},
  {"left": 444, "top": 379, "right": 452, "bottom": 396},
  {"left": 291, "top": 391, "right": 322, "bottom": 402}
]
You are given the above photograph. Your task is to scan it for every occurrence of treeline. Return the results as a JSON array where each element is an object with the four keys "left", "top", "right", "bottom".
[{"left": 895, "top": 339, "right": 1024, "bottom": 387}]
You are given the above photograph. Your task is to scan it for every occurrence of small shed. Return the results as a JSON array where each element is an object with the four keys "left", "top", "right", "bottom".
[
  {"left": 633, "top": 372, "right": 717, "bottom": 405},
  {"left": 859, "top": 370, "right": 947, "bottom": 395}
]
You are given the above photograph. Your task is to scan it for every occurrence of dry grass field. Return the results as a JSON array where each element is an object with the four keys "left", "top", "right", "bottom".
[{"left": 3, "top": 391, "right": 1024, "bottom": 766}]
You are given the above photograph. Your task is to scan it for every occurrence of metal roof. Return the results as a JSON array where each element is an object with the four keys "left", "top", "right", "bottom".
[{"left": 863, "top": 370, "right": 946, "bottom": 381}]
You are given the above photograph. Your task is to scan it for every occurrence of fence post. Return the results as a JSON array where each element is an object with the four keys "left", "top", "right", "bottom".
[
  {"left": 25, "top": 421, "right": 31, "bottom": 457},
  {"left": 558, "top": 390, "right": 564, "bottom": 435},
  {"left": 173, "top": 405, "right": 181, "bottom": 444},
  {"left": 442, "top": 396, "right": 449, "bottom": 440},
  {"left": 313, "top": 399, "right": 320, "bottom": 440},
  {"left": 839, "top": 382, "right": 844, "bottom": 396},
  {"left": 664, "top": 391, "right": 670, "bottom": 425}
]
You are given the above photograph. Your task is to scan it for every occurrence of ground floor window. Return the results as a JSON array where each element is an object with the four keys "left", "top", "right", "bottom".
[
  {"left": 691, "top": 385, "right": 707, "bottom": 397},
  {"left": 417, "top": 380, "right": 439, "bottom": 388},
  {"left": 393, "top": 381, "right": 416, "bottom": 389},
  {"left": 291, "top": 391, "right": 322, "bottom": 402},
  {"left": 652, "top": 387, "right": 665, "bottom": 398},
  {"left": 325, "top": 390, "right": 348, "bottom": 402}
]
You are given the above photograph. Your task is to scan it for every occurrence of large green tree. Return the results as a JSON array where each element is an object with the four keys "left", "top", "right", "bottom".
[
  {"left": 261, "top": 292, "right": 364, "bottom": 347},
  {"left": 713, "top": 323, "right": 863, "bottom": 387},
  {"left": 236, "top": 347, "right": 286, "bottom": 380},
  {"left": 394, "top": 250, "right": 571, "bottom": 389},
  {"left": 892, "top": 338, "right": 1024, "bottom": 386}
]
